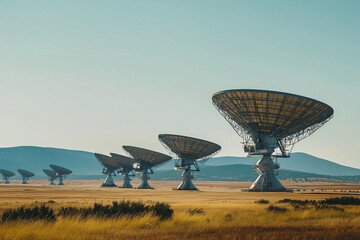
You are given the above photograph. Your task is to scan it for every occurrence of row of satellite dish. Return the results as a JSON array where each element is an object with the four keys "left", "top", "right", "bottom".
[
  {"left": 95, "top": 134, "right": 221, "bottom": 190},
  {"left": 0, "top": 90, "right": 334, "bottom": 192},
  {"left": 95, "top": 89, "right": 334, "bottom": 192},
  {"left": 0, "top": 165, "right": 72, "bottom": 185}
]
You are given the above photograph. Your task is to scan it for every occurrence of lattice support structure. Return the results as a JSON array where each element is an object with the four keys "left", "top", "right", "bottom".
[{"left": 20, "top": 177, "right": 28, "bottom": 184}]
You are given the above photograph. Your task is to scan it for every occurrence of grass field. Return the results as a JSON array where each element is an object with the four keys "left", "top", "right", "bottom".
[{"left": 1, "top": 180, "right": 360, "bottom": 240}]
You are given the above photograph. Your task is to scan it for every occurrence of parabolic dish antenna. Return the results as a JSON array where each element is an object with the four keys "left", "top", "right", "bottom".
[
  {"left": 17, "top": 169, "right": 35, "bottom": 184},
  {"left": 0, "top": 169, "right": 15, "bottom": 184},
  {"left": 49, "top": 164, "right": 72, "bottom": 185},
  {"left": 94, "top": 153, "right": 122, "bottom": 187},
  {"left": 158, "top": 134, "right": 221, "bottom": 190},
  {"left": 43, "top": 169, "right": 57, "bottom": 185},
  {"left": 122, "top": 145, "right": 172, "bottom": 189},
  {"left": 110, "top": 153, "right": 136, "bottom": 188},
  {"left": 212, "top": 89, "right": 334, "bottom": 191}
]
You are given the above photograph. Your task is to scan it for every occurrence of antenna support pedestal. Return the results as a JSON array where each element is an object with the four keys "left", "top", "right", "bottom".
[
  {"left": 4, "top": 177, "right": 10, "bottom": 184},
  {"left": 249, "top": 155, "right": 285, "bottom": 192},
  {"left": 137, "top": 172, "right": 153, "bottom": 189},
  {"left": 58, "top": 177, "right": 64, "bottom": 185},
  {"left": 49, "top": 179, "right": 55, "bottom": 185},
  {"left": 20, "top": 178, "right": 27, "bottom": 184},
  {"left": 120, "top": 173, "right": 133, "bottom": 188},
  {"left": 177, "top": 168, "right": 198, "bottom": 190},
  {"left": 101, "top": 174, "right": 117, "bottom": 187}
]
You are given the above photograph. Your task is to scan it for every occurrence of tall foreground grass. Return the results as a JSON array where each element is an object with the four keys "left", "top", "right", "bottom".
[{"left": 1, "top": 200, "right": 360, "bottom": 240}]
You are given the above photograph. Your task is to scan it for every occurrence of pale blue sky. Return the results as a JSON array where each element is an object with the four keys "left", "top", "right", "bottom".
[{"left": 0, "top": 1, "right": 359, "bottom": 167}]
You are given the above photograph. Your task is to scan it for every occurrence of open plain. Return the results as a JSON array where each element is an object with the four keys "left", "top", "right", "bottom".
[
  {"left": 1, "top": 180, "right": 360, "bottom": 205},
  {"left": 1, "top": 181, "right": 360, "bottom": 240}
]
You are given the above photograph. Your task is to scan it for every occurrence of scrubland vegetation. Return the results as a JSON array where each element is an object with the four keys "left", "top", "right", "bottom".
[
  {"left": 1, "top": 201, "right": 173, "bottom": 223},
  {"left": 1, "top": 196, "right": 360, "bottom": 240}
]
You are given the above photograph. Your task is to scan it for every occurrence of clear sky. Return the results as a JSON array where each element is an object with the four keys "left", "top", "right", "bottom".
[{"left": 0, "top": 1, "right": 359, "bottom": 167}]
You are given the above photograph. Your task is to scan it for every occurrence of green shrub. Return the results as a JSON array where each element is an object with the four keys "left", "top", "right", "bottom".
[
  {"left": 186, "top": 208, "right": 205, "bottom": 215},
  {"left": 319, "top": 196, "right": 360, "bottom": 206},
  {"left": 278, "top": 197, "right": 360, "bottom": 207},
  {"left": 1, "top": 205, "right": 56, "bottom": 223},
  {"left": 267, "top": 205, "right": 288, "bottom": 213},
  {"left": 277, "top": 199, "right": 316, "bottom": 206},
  {"left": 149, "top": 202, "right": 173, "bottom": 220},
  {"left": 58, "top": 200, "right": 173, "bottom": 220},
  {"left": 255, "top": 199, "right": 269, "bottom": 204}
]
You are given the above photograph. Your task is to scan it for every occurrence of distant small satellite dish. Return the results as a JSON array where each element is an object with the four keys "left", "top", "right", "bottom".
[
  {"left": 43, "top": 169, "right": 57, "bottom": 185},
  {"left": 110, "top": 153, "right": 136, "bottom": 189},
  {"left": 17, "top": 169, "right": 35, "bottom": 184},
  {"left": 49, "top": 164, "right": 72, "bottom": 185},
  {"left": 0, "top": 169, "right": 15, "bottom": 184},
  {"left": 94, "top": 153, "right": 122, "bottom": 187}
]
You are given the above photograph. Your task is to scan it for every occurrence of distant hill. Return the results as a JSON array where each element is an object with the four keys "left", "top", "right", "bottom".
[
  {"left": 0, "top": 146, "right": 100, "bottom": 179},
  {"left": 159, "top": 153, "right": 360, "bottom": 176},
  {"left": 65, "top": 165, "right": 360, "bottom": 183},
  {"left": 0, "top": 146, "right": 359, "bottom": 181},
  {"left": 152, "top": 165, "right": 360, "bottom": 183}
]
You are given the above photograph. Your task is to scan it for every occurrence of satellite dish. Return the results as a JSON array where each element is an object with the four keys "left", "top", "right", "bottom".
[
  {"left": 49, "top": 164, "right": 72, "bottom": 185},
  {"left": 94, "top": 153, "right": 122, "bottom": 187},
  {"left": 123, "top": 145, "right": 172, "bottom": 189},
  {"left": 159, "top": 134, "right": 221, "bottom": 190},
  {"left": 17, "top": 169, "right": 35, "bottom": 184},
  {"left": 43, "top": 169, "right": 58, "bottom": 185},
  {"left": 212, "top": 89, "right": 334, "bottom": 191},
  {"left": 0, "top": 169, "right": 15, "bottom": 184},
  {"left": 110, "top": 153, "right": 136, "bottom": 188}
]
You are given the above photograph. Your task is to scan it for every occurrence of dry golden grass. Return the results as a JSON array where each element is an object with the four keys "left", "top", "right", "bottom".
[{"left": 1, "top": 181, "right": 360, "bottom": 239}]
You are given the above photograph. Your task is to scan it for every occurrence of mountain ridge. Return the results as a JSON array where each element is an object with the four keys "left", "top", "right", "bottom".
[{"left": 0, "top": 146, "right": 359, "bottom": 180}]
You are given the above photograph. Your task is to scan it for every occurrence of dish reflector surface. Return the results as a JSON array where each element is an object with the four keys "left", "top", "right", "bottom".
[
  {"left": 212, "top": 89, "right": 334, "bottom": 146},
  {"left": 110, "top": 153, "right": 135, "bottom": 170},
  {"left": 17, "top": 169, "right": 35, "bottom": 178},
  {"left": 158, "top": 134, "right": 221, "bottom": 161},
  {"left": 94, "top": 153, "right": 122, "bottom": 170},
  {"left": 122, "top": 146, "right": 172, "bottom": 168},
  {"left": 43, "top": 169, "right": 57, "bottom": 178},
  {"left": 49, "top": 164, "right": 72, "bottom": 175},
  {"left": 0, "top": 169, "right": 15, "bottom": 177}
]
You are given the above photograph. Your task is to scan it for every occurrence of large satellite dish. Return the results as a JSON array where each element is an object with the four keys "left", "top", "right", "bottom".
[
  {"left": 122, "top": 145, "right": 172, "bottom": 189},
  {"left": 43, "top": 169, "right": 57, "bottom": 185},
  {"left": 0, "top": 169, "right": 15, "bottom": 184},
  {"left": 49, "top": 164, "right": 72, "bottom": 185},
  {"left": 158, "top": 134, "right": 221, "bottom": 190},
  {"left": 94, "top": 153, "right": 122, "bottom": 187},
  {"left": 17, "top": 169, "right": 35, "bottom": 184},
  {"left": 212, "top": 89, "right": 334, "bottom": 191},
  {"left": 110, "top": 153, "right": 136, "bottom": 188}
]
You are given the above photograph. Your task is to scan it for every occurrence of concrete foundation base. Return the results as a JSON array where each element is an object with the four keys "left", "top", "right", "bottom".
[
  {"left": 58, "top": 177, "right": 64, "bottom": 185},
  {"left": 137, "top": 172, "right": 153, "bottom": 189},
  {"left": 120, "top": 174, "right": 133, "bottom": 188},
  {"left": 177, "top": 168, "right": 198, "bottom": 190},
  {"left": 101, "top": 174, "right": 117, "bottom": 187},
  {"left": 249, "top": 155, "right": 286, "bottom": 192}
]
